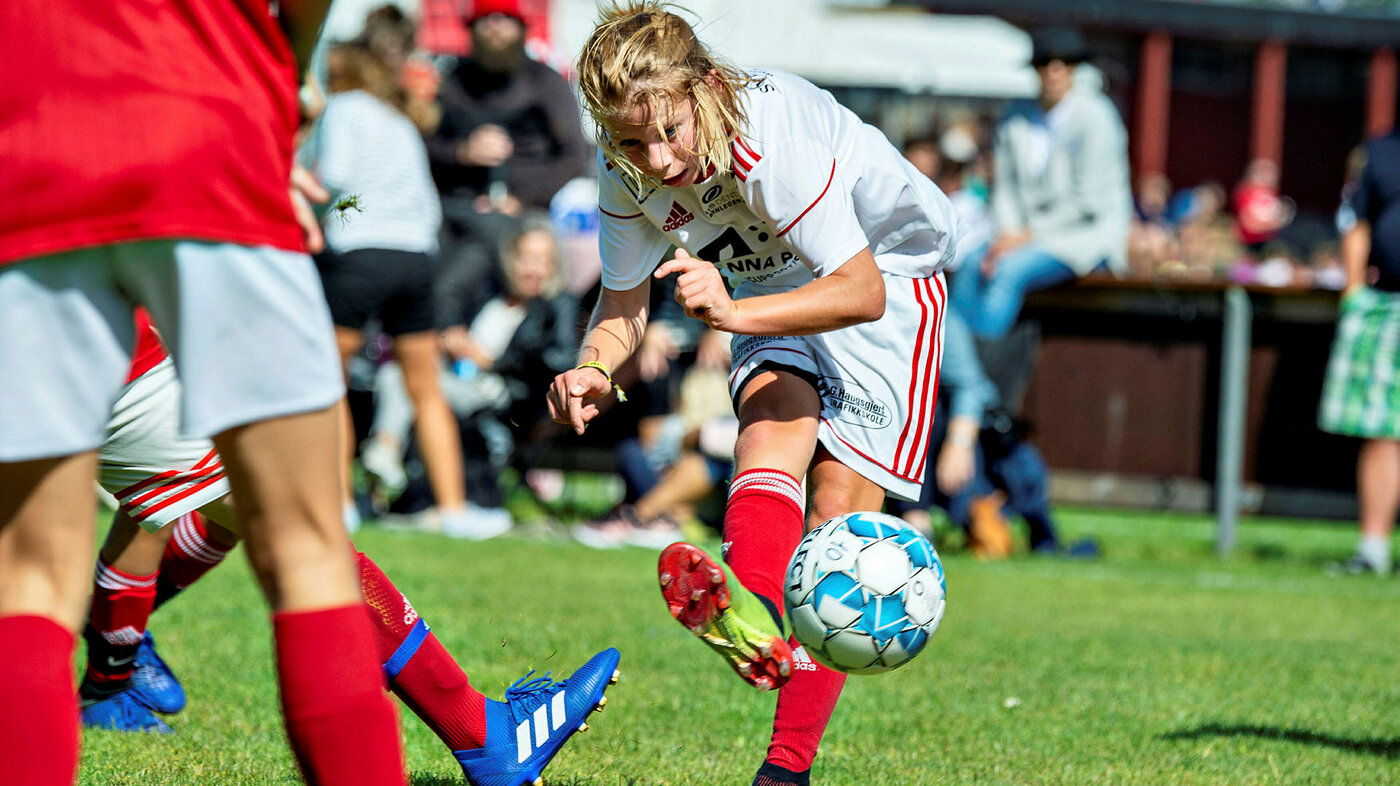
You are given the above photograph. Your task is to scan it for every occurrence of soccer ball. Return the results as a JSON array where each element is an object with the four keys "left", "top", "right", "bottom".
[{"left": 784, "top": 511, "right": 946, "bottom": 674}]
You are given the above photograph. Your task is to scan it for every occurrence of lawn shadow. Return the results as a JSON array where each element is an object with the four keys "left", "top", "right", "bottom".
[{"left": 1162, "top": 723, "right": 1400, "bottom": 758}]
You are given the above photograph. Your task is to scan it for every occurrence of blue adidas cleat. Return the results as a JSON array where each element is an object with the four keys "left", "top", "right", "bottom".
[
  {"left": 81, "top": 689, "right": 172, "bottom": 734},
  {"left": 129, "top": 632, "right": 185, "bottom": 714},
  {"left": 454, "top": 648, "right": 620, "bottom": 786}
]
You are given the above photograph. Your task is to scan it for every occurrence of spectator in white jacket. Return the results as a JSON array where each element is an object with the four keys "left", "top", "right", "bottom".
[{"left": 951, "top": 27, "right": 1132, "bottom": 338}]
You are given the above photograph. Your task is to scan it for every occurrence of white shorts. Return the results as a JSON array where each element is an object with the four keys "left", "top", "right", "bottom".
[
  {"left": 0, "top": 240, "right": 343, "bottom": 462},
  {"left": 99, "top": 359, "right": 229, "bottom": 531},
  {"left": 728, "top": 272, "right": 946, "bottom": 501}
]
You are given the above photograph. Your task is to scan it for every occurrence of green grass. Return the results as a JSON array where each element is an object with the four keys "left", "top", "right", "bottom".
[{"left": 77, "top": 508, "right": 1400, "bottom": 785}]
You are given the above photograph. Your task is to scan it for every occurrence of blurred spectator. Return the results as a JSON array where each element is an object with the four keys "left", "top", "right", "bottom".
[
  {"left": 426, "top": 0, "right": 591, "bottom": 304},
  {"left": 1128, "top": 172, "right": 1181, "bottom": 277},
  {"left": 902, "top": 136, "right": 942, "bottom": 182},
  {"left": 1232, "top": 158, "right": 1296, "bottom": 253},
  {"left": 361, "top": 4, "right": 442, "bottom": 122},
  {"left": 1319, "top": 130, "right": 1400, "bottom": 576},
  {"left": 936, "top": 126, "right": 996, "bottom": 261},
  {"left": 367, "top": 214, "right": 577, "bottom": 534},
  {"left": 299, "top": 39, "right": 470, "bottom": 535},
  {"left": 952, "top": 26, "right": 1132, "bottom": 338},
  {"left": 1174, "top": 181, "right": 1242, "bottom": 278}
]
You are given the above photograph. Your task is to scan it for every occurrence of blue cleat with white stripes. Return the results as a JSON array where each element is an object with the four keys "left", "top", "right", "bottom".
[{"left": 454, "top": 648, "right": 620, "bottom": 786}]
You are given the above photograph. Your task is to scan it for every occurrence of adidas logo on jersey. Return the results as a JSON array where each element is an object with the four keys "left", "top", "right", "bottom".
[
  {"left": 791, "top": 646, "right": 819, "bottom": 672},
  {"left": 662, "top": 201, "right": 694, "bottom": 231},
  {"left": 515, "top": 689, "right": 569, "bottom": 763}
]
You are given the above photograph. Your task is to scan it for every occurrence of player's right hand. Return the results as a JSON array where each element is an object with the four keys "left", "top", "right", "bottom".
[{"left": 547, "top": 366, "right": 613, "bottom": 435}]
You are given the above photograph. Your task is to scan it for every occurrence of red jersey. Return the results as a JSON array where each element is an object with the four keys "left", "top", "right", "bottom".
[
  {"left": 0, "top": 0, "right": 305, "bottom": 266},
  {"left": 126, "top": 309, "right": 169, "bottom": 385}
]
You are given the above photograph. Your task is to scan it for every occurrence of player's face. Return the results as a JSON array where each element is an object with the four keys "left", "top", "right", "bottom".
[
  {"left": 1036, "top": 60, "right": 1075, "bottom": 107},
  {"left": 510, "top": 231, "right": 556, "bottom": 299},
  {"left": 610, "top": 96, "right": 701, "bottom": 188}
]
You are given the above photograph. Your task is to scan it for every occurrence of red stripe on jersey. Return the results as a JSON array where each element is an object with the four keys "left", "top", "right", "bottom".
[
  {"left": 131, "top": 474, "right": 226, "bottom": 523},
  {"left": 899, "top": 278, "right": 944, "bottom": 478},
  {"left": 736, "top": 137, "right": 761, "bottom": 161},
  {"left": 819, "top": 419, "right": 922, "bottom": 484},
  {"left": 776, "top": 161, "right": 836, "bottom": 238},
  {"left": 600, "top": 207, "right": 643, "bottom": 219},
  {"left": 114, "top": 448, "right": 220, "bottom": 499},
  {"left": 893, "top": 278, "right": 933, "bottom": 473},
  {"left": 125, "top": 309, "right": 169, "bottom": 384},
  {"left": 124, "top": 462, "right": 224, "bottom": 510},
  {"left": 908, "top": 277, "right": 946, "bottom": 478}
]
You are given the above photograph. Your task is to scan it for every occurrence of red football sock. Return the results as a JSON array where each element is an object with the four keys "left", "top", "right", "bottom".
[
  {"left": 722, "top": 469, "right": 806, "bottom": 609},
  {"left": 0, "top": 616, "right": 79, "bottom": 786},
  {"left": 274, "top": 604, "right": 405, "bottom": 786},
  {"left": 356, "top": 551, "right": 487, "bottom": 750},
  {"left": 154, "top": 512, "right": 232, "bottom": 607},
  {"left": 83, "top": 559, "right": 158, "bottom": 695},
  {"left": 766, "top": 636, "right": 847, "bottom": 773}
]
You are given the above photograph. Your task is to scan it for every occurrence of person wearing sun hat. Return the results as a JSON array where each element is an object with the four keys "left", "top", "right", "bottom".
[
  {"left": 949, "top": 24, "right": 1132, "bottom": 339},
  {"left": 426, "top": 0, "right": 590, "bottom": 309}
]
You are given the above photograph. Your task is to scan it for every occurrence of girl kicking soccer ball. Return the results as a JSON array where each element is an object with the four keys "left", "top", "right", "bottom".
[{"left": 547, "top": 3, "right": 965, "bottom": 784}]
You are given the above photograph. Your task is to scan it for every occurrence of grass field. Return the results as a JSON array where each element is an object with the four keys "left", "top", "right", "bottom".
[{"left": 77, "top": 507, "right": 1400, "bottom": 785}]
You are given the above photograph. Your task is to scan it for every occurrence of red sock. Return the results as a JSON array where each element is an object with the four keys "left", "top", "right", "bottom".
[
  {"left": 0, "top": 616, "right": 79, "bottom": 786},
  {"left": 83, "top": 559, "right": 158, "bottom": 694},
  {"left": 154, "top": 512, "right": 232, "bottom": 607},
  {"left": 356, "top": 551, "right": 487, "bottom": 751},
  {"left": 722, "top": 469, "right": 805, "bottom": 609},
  {"left": 766, "top": 636, "right": 847, "bottom": 772},
  {"left": 274, "top": 604, "right": 405, "bottom": 786}
]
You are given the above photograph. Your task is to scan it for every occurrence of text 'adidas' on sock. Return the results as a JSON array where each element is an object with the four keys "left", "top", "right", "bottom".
[{"left": 356, "top": 551, "right": 487, "bottom": 750}]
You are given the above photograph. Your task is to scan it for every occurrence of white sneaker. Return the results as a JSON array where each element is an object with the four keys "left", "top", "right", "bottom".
[
  {"left": 359, "top": 438, "right": 407, "bottom": 495},
  {"left": 442, "top": 505, "right": 512, "bottom": 540}
]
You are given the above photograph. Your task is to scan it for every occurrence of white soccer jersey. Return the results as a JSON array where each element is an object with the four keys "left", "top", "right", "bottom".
[
  {"left": 596, "top": 70, "right": 964, "bottom": 500},
  {"left": 598, "top": 69, "right": 966, "bottom": 294}
]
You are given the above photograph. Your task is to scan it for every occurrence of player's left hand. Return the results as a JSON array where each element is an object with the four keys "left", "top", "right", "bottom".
[
  {"left": 290, "top": 165, "right": 330, "bottom": 254},
  {"left": 654, "top": 249, "right": 737, "bottom": 331}
]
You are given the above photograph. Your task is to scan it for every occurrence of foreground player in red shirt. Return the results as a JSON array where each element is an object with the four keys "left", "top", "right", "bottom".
[
  {"left": 0, "top": 2, "right": 401, "bottom": 782},
  {"left": 78, "top": 314, "right": 619, "bottom": 785}
]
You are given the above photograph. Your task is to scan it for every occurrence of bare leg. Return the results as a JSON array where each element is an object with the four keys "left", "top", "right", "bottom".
[
  {"left": 393, "top": 331, "right": 466, "bottom": 512},
  {"left": 1357, "top": 439, "right": 1400, "bottom": 540},
  {"left": 635, "top": 451, "right": 715, "bottom": 521},
  {"left": 211, "top": 406, "right": 358, "bottom": 611},
  {"left": 335, "top": 327, "right": 365, "bottom": 507},
  {"left": 0, "top": 453, "right": 99, "bottom": 630},
  {"left": 0, "top": 453, "right": 96, "bottom": 785}
]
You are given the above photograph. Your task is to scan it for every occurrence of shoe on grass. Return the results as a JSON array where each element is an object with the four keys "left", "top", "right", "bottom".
[
  {"left": 1326, "top": 553, "right": 1392, "bottom": 577},
  {"left": 455, "top": 648, "right": 620, "bottom": 786},
  {"left": 128, "top": 632, "right": 185, "bottom": 714},
  {"left": 81, "top": 689, "right": 172, "bottom": 734},
  {"left": 657, "top": 542, "right": 793, "bottom": 691}
]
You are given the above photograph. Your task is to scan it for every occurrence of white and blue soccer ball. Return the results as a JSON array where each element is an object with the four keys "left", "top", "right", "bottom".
[{"left": 784, "top": 511, "right": 946, "bottom": 674}]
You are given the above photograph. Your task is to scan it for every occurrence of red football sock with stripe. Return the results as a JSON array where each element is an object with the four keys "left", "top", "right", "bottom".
[
  {"left": 0, "top": 615, "right": 79, "bottom": 786},
  {"left": 721, "top": 469, "right": 806, "bottom": 613},
  {"left": 154, "top": 512, "right": 233, "bottom": 608},
  {"left": 356, "top": 551, "right": 487, "bottom": 751},
  {"left": 81, "top": 559, "right": 158, "bottom": 698},
  {"left": 274, "top": 604, "right": 405, "bottom": 786},
  {"left": 765, "top": 635, "right": 847, "bottom": 774}
]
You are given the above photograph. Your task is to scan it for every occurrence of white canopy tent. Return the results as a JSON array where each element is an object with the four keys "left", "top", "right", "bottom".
[{"left": 551, "top": 0, "right": 1038, "bottom": 99}]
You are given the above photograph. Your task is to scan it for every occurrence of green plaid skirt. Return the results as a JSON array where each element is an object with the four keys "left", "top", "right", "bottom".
[{"left": 1319, "top": 286, "right": 1400, "bottom": 439}]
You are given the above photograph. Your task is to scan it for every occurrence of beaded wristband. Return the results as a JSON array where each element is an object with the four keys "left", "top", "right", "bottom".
[{"left": 576, "top": 360, "right": 627, "bottom": 402}]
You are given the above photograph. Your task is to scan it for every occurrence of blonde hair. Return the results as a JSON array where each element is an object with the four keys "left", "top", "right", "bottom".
[
  {"left": 325, "top": 40, "right": 439, "bottom": 132},
  {"left": 576, "top": 2, "right": 752, "bottom": 186}
]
